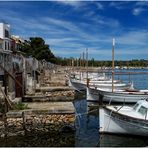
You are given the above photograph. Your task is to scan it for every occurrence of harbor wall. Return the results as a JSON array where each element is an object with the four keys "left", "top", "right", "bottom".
[{"left": 0, "top": 111, "right": 75, "bottom": 137}]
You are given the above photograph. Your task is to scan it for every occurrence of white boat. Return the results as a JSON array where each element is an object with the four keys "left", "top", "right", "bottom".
[
  {"left": 100, "top": 89, "right": 148, "bottom": 103},
  {"left": 87, "top": 86, "right": 148, "bottom": 103},
  {"left": 99, "top": 100, "right": 148, "bottom": 136},
  {"left": 69, "top": 78, "right": 86, "bottom": 91},
  {"left": 69, "top": 72, "right": 128, "bottom": 92},
  {"left": 68, "top": 72, "right": 110, "bottom": 91}
]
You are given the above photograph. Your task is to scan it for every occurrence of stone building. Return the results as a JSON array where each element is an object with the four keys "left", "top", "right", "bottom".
[
  {"left": 11, "top": 35, "right": 24, "bottom": 52},
  {"left": 0, "top": 22, "right": 47, "bottom": 101},
  {"left": 0, "top": 22, "right": 11, "bottom": 51}
]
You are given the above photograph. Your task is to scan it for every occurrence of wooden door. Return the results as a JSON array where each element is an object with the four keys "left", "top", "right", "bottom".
[{"left": 15, "top": 72, "right": 23, "bottom": 97}]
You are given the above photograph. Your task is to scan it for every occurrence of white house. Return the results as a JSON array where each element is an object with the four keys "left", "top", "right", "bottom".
[
  {"left": 0, "top": 38, "right": 3, "bottom": 50},
  {"left": 0, "top": 22, "right": 11, "bottom": 51}
]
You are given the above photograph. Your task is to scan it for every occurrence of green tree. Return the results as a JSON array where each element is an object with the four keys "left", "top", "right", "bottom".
[{"left": 21, "top": 37, "right": 56, "bottom": 62}]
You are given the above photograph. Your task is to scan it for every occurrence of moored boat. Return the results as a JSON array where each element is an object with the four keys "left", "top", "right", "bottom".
[
  {"left": 86, "top": 82, "right": 134, "bottom": 102},
  {"left": 99, "top": 100, "right": 148, "bottom": 136},
  {"left": 69, "top": 72, "right": 130, "bottom": 92},
  {"left": 68, "top": 72, "right": 110, "bottom": 91},
  {"left": 99, "top": 89, "right": 148, "bottom": 103},
  {"left": 69, "top": 78, "right": 86, "bottom": 91}
]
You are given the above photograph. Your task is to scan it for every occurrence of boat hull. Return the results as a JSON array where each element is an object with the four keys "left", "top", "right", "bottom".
[
  {"left": 100, "top": 90, "right": 148, "bottom": 103},
  {"left": 87, "top": 87, "right": 148, "bottom": 103},
  {"left": 69, "top": 78, "right": 86, "bottom": 91},
  {"left": 99, "top": 107, "right": 148, "bottom": 136}
]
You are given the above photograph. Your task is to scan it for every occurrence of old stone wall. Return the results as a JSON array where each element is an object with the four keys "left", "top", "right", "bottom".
[{"left": 0, "top": 113, "right": 75, "bottom": 137}]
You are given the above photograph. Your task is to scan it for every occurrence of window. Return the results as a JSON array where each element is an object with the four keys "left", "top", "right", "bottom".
[
  {"left": 0, "top": 43, "right": 2, "bottom": 49},
  {"left": 5, "top": 41, "right": 7, "bottom": 50},
  {"left": 133, "top": 103, "right": 139, "bottom": 111},
  {"left": 8, "top": 42, "right": 9, "bottom": 50},
  {"left": 138, "top": 106, "right": 147, "bottom": 116},
  {"left": 5, "top": 29, "right": 9, "bottom": 38}
]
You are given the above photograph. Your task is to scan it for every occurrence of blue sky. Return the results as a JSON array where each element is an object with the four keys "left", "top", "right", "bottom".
[{"left": 0, "top": 1, "right": 148, "bottom": 60}]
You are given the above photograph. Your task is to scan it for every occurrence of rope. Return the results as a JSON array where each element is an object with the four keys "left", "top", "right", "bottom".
[
  {"left": 74, "top": 108, "right": 99, "bottom": 129},
  {"left": 104, "top": 109, "right": 113, "bottom": 131},
  {"left": 75, "top": 108, "right": 98, "bottom": 118}
]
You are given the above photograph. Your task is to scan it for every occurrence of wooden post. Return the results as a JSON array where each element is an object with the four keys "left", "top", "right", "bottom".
[
  {"left": 76, "top": 58, "right": 78, "bottom": 69},
  {"left": 112, "top": 38, "right": 115, "bottom": 92},
  {"left": 33, "top": 58, "right": 36, "bottom": 93},
  {"left": 82, "top": 52, "right": 85, "bottom": 77},
  {"left": 3, "top": 71, "right": 8, "bottom": 137},
  {"left": 129, "top": 72, "right": 131, "bottom": 83},
  {"left": 79, "top": 54, "right": 82, "bottom": 81},
  {"left": 0, "top": 64, "right": 23, "bottom": 88},
  {"left": 22, "top": 111, "right": 26, "bottom": 133},
  {"left": 82, "top": 52, "right": 85, "bottom": 68},
  {"left": 3, "top": 112, "right": 7, "bottom": 137},
  {"left": 0, "top": 86, "right": 12, "bottom": 109},
  {"left": 72, "top": 58, "right": 74, "bottom": 74},
  {"left": 86, "top": 48, "right": 89, "bottom": 87}
]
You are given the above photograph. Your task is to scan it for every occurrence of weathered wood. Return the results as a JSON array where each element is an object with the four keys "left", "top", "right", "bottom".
[
  {"left": 112, "top": 38, "right": 115, "bottom": 92},
  {"left": 22, "top": 111, "right": 26, "bottom": 132},
  {"left": 3, "top": 113, "right": 8, "bottom": 137},
  {"left": 0, "top": 86, "right": 12, "bottom": 109},
  {"left": 0, "top": 64, "right": 23, "bottom": 88}
]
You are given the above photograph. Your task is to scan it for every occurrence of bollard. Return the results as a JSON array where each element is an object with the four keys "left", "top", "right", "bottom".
[{"left": 22, "top": 111, "right": 26, "bottom": 133}]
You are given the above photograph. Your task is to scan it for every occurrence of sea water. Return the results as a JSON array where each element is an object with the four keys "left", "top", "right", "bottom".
[{"left": 74, "top": 68, "right": 148, "bottom": 147}]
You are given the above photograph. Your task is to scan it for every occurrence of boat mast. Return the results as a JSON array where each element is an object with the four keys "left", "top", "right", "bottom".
[
  {"left": 79, "top": 53, "right": 82, "bottom": 81},
  {"left": 86, "top": 48, "right": 89, "bottom": 87},
  {"left": 112, "top": 38, "right": 115, "bottom": 92}
]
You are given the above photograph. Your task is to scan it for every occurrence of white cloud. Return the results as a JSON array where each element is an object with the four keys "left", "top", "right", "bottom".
[
  {"left": 135, "top": 1, "right": 148, "bottom": 7},
  {"left": 1, "top": 1, "right": 148, "bottom": 60},
  {"left": 132, "top": 7, "right": 145, "bottom": 16},
  {"left": 56, "top": 0, "right": 85, "bottom": 8},
  {"left": 109, "top": 1, "right": 130, "bottom": 10},
  {"left": 116, "top": 30, "right": 148, "bottom": 49},
  {"left": 95, "top": 2, "right": 104, "bottom": 10}
]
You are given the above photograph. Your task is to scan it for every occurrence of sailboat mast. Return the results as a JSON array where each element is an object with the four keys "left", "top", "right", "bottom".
[
  {"left": 86, "top": 48, "right": 89, "bottom": 87},
  {"left": 80, "top": 54, "right": 82, "bottom": 81},
  {"left": 112, "top": 38, "right": 115, "bottom": 92}
]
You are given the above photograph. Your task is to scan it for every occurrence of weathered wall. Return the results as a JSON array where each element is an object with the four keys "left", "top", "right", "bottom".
[{"left": 0, "top": 113, "right": 75, "bottom": 137}]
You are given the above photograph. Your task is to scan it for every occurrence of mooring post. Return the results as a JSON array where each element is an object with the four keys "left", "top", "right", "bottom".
[
  {"left": 3, "top": 99, "right": 8, "bottom": 138},
  {"left": 22, "top": 111, "right": 26, "bottom": 133},
  {"left": 3, "top": 71, "right": 8, "bottom": 137},
  {"left": 86, "top": 78, "right": 90, "bottom": 87},
  {"left": 3, "top": 112, "right": 7, "bottom": 137}
]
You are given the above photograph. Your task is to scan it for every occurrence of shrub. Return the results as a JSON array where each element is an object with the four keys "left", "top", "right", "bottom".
[{"left": 12, "top": 102, "right": 28, "bottom": 110}]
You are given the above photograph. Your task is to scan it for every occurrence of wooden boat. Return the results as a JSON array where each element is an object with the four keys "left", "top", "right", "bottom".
[
  {"left": 86, "top": 86, "right": 148, "bottom": 103},
  {"left": 99, "top": 100, "right": 148, "bottom": 136},
  {"left": 69, "top": 72, "right": 129, "bottom": 92},
  {"left": 68, "top": 78, "right": 86, "bottom": 91},
  {"left": 69, "top": 78, "right": 129, "bottom": 92},
  {"left": 68, "top": 72, "right": 111, "bottom": 91}
]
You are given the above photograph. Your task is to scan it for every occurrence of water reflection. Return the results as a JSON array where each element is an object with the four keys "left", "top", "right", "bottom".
[
  {"left": 0, "top": 131, "right": 75, "bottom": 147},
  {"left": 74, "top": 98, "right": 99, "bottom": 147},
  {"left": 98, "top": 134, "right": 148, "bottom": 147},
  {"left": 74, "top": 94, "right": 148, "bottom": 147}
]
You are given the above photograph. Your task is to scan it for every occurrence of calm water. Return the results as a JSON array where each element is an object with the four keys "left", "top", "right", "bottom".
[
  {"left": 74, "top": 69, "right": 148, "bottom": 147},
  {"left": 74, "top": 98, "right": 148, "bottom": 147},
  {"left": 0, "top": 69, "right": 148, "bottom": 147}
]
